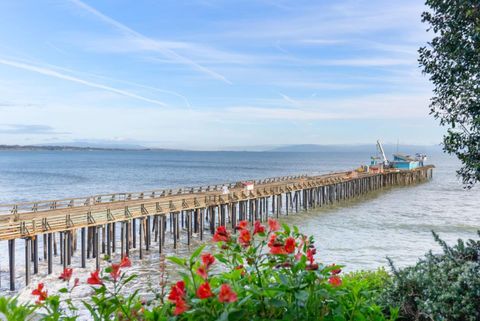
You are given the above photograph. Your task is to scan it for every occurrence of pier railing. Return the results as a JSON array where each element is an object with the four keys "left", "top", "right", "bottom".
[
  {"left": 0, "top": 165, "right": 434, "bottom": 292},
  {"left": 0, "top": 174, "right": 309, "bottom": 216}
]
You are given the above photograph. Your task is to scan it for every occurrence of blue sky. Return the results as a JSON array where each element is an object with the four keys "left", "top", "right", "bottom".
[{"left": 0, "top": 0, "right": 443, "bottom": 149}]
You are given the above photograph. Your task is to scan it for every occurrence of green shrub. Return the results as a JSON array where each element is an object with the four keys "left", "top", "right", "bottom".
[
  {"left": 381, "top": 231, "right": 480, "bottom": 321},
  {"left": 333, "top": 269, "right": 398, "bottom": 321}
]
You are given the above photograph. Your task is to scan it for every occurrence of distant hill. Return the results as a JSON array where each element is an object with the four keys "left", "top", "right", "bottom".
[
  {"left": 0, "top": 144, "right": 131, "bottom": 151},
  {"left": 0, "top": 143, "right": 443, "bottom": 154},
  {"left": 38, "top": 141, "right": 146, "bottom": 149},
  {"left": 269, "top": 144, "right": 442, "bottom": 154},
  {"left": 0, "top": 144, "right": 181, "bottom": 152}
]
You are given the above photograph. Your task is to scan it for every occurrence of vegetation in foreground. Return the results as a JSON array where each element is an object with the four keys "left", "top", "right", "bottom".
[
  {"left": 0, "top": 220, "right": 479, "bottom": 321},
  {"left": 381, "top": 231, "right": 480, "bottom": 321}
]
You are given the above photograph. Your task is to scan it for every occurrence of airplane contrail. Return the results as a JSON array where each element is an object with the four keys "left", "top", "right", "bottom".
[
  {"left": 0, "top": 58, "right": 168, "bottom": 107},
  {"left": 69, "top": 0, "right": 232, "bottom": 85}
]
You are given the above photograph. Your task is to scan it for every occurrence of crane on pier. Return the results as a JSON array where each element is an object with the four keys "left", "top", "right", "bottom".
[{"left": 376, "top": 140, "right": 389, "bottom": 166}]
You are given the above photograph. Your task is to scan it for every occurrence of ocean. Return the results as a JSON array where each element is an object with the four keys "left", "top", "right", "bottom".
[{"left": 0, "top": 150, "right": 478, "bottom": 300}]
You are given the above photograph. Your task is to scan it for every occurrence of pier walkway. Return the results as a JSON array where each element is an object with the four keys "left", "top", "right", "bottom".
[{"left": 0, "top": 165, "right": 434, "bottom": 291}]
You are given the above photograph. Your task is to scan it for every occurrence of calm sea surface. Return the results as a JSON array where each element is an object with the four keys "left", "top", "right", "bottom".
[{"left": 0, "top": 150, "right": 478, "bottom": 300}]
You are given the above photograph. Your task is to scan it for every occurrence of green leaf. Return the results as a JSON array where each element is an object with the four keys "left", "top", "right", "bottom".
[
  {"left": 190, "top": 244, "right": 206, "bottom": 265},
  {"left": 282, "top": 223, "right": 291, "bottom": 235},
  {"left": 167, "top": 256, "right": 187, "bottom": 267}
]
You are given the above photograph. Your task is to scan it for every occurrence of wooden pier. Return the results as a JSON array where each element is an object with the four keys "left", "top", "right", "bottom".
[{"left": 0, "top": 166, "right": 434, "bottom": 291}]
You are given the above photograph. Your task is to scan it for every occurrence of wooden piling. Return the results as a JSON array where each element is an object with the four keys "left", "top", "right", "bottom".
[{"left": 8, "top": 239, "right": 15, "bottom": 291}]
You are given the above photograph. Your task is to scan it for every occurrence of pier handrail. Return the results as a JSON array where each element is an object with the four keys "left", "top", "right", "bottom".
[{"left": 0, "top": 173, "right": 316, "bottom": 215}]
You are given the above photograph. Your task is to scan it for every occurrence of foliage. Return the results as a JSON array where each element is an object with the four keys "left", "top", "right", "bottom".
[
  {"left": 381, "top": 231, "right": 480, "bottom": 321},
  {"left": 2, "top": 220, "right": 399, "bottom": 320},
  {"left": 338, "top": 270, "right": 398, "bottom": 321},
  {"left": 160, "top": 220, "right": 397, "bottom": 321},
  {"left": 0, "top": 296, "right": 36, "bottom": 321},
  {"left": 419, "top": 0, "right": 480, "bottom": 187}
]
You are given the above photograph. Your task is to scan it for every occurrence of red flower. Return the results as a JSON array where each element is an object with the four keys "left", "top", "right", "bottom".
[
  {"left": 253, "top": 220, "right": 266, "bottom": 235},
  {"left": 196, "top": 282, "right": 213, "bottom": 299},
  {"left": 218, "top": 284, "right": 238, "bottom": 303},
  {"left": 267, "top": 234, "right": 277, "bottom": 247},
  {"left": 32, "top": 283, "right": 48, "bottom": 302},
  {"left": 110, "top": 263, "right": 121, "bottom": 281},
  {"left": 212, "top": 226, "right": 230, "bottom": 242},
  {"left": 173, "top": 298, "right": 189, "bottom": 315},
  {"left": 268, "top": 234, "right": 286, "bottom": 255},
  {"left": 305, "top": 263, "right": 319, "bottom": 270},
  {"left": 196, "top": 265, "right": 208, "bottom": 279},
  {"left": 306, "top": 248, "right": 316, "bottom": 264},
  {"left": 268, "top": 218, "right": 281, "bottom": 232},
  {"left": 330, "top": 264, "right": 342, "bottom": 275},
  {"left": 168, "top": 281, "right": 186, "bottom": 302},
  {"left": 238, "top": 229, "right": 251, "bottom": 246},
  {"left": 87, "top": 270, "right": 103, "bottom": 285},
  {"left": 236, "top": 220, "right": 248, "bottom": 230},
  {"left": 120, "top": 256, "right": 132, "bottom": 268},
  {"left": 201, "top": 253, "right": 215, "bottom": 269},
  {"left": 284, "top": 237, "right": 296, "bottom": 254},
  {"left": 73, "top": 278, "right": 80, "bottom": 287},
  {"left": 329, "top": 275, "right": 342, "bottom": 287},
  {"left": 269, "top": 244, "right": 287, "bottom": 255},
  {"left": 59, "top": 268, "right": 73, "bottom": 282}
]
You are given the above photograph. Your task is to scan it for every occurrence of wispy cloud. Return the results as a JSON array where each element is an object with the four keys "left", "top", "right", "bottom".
[
  {"left": 0, "top": 101, "right": 41, "bottom": 108},
  {"left": 226, "top": 93, "right": 431, "bottom": 121},
  {"left": 68, "top": 0, "right": 231, "bottom": 84},
  {"left": 279, "top": 93, "right": 301, "bottom": 107},
  {"left": 0, "top": 58, "right": 168, "bottom": 107}
]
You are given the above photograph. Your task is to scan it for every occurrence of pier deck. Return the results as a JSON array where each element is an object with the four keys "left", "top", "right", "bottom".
[{"left": 0, "top": 165, "right": 434, "bottom": 291}]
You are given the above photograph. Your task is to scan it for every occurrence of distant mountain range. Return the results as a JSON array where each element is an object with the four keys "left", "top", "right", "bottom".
[
  {"left": 0, "top": 144, "right": 179, "bottom": 152},
  {"left": 0, "top": 143, "right": 442, "bottom": 154},
  {"left": 268, "top": 144, "right": 442, "bottom": 154}
]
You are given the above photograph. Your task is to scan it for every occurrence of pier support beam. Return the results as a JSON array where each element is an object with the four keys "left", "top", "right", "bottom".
[
  {"left": 25, "top": 238, "right": 31, "bottom": 286},
  {"left": 48, "top": 233, "right": 53, "bottom": 274},
  {"left": 8, "top": 239, "right": 15, "bottom": 291},
  {"left": 81, "top": 228, "right": 86, "bottom": 268}
]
